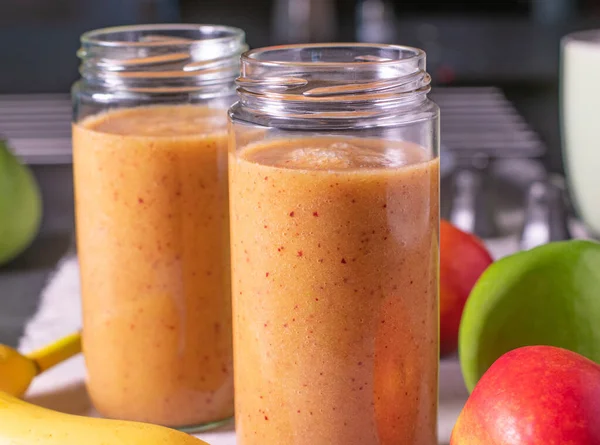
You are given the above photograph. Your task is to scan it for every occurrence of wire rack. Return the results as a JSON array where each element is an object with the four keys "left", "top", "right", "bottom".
[{"left": 0, "top": 86, "right": 545, "bottom": 164}]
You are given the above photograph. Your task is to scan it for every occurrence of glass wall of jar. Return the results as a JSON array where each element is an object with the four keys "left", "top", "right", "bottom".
[
  {"left": 228, "top": 44, "right": 439, "bottom": 445},
  {"left": 71, "top": 24, "right": 247, "bottom": 431}
]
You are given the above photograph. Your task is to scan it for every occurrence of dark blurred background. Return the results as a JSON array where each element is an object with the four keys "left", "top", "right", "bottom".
[{"left": 2, "top": 0, "right": 600, "bottom": 172}]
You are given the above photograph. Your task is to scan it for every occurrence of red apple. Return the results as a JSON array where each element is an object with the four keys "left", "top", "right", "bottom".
[
  {"left": 451, "top": 345, "right": 600, "bottom": 444},
  {"left": 440, "top": 219, "right": 493, "bottom": 356}
]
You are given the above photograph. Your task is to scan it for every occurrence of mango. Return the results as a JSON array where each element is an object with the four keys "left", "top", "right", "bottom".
[{"left": 0, "top": 391, "right": 209, "bottom": 445}]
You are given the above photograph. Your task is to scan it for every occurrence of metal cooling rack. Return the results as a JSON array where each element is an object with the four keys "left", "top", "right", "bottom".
[{"left": 0, "top": 86, "right": 545, "bottom": 164}]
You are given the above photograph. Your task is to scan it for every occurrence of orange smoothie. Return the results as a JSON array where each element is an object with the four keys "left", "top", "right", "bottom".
[
  {"left": 230, "top": 137, "right": 439, "bottom": 445},
  {"left": 72, "top": 105, "right": 233, "bottom": 427}
]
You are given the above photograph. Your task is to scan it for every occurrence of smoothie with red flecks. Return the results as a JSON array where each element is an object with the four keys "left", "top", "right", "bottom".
[{"left": 230, "top": 136, "right": 439, "bottom": 445}]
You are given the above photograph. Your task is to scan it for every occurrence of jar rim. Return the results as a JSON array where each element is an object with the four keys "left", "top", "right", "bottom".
[
  {"left": 81, "top": 23, "right": 246, "bottom": 48},
  {"left": 77, "top": 24, "right": 246, "bottom": 98},
  {"left": 242, "top": 43, "right": 425, "bottom": 69},
  {"left": 233, "top": 43, "right": 434, "bottom": 129}
]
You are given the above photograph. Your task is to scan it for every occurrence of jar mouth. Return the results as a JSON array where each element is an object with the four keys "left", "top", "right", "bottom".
[
  {"left": 78, "top": 24, "right": 247, "bottom": 96},
  {"left": 242, "top": 43, "right": 425, "bottom": 69},
  {"left": 81, "top": 24, "right": 246, "bottom": 49},
  {"left": 234, "top": 43, "right": 432, "bottom": 125},
  {"left": 237, "top": 43, "right": 429, "bottom": 97}
]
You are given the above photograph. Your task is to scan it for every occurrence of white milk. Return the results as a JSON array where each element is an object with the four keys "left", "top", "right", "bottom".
[{"left": 562, "top": 31, "right": 600, "bottom": 237}]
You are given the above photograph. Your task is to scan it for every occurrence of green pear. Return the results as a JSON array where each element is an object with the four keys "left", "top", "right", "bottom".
[{"left": 0, "top": 139, "right": 42, "bottom": 265}]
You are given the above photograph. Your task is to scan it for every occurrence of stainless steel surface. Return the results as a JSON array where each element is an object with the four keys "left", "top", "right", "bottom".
[
  {"left": 441, "top": 157, "right": 549, "bottom": 239},
  {"left": 519, "top": 174, "right": 573, "bottom": 250},
  {"left": 447, "top": 157, "right": 501, "bottom": 239}
]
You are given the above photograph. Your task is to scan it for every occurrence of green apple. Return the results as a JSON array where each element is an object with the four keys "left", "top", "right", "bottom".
[
  {"left": 0, "top": 139, "right": 42, "bottom": 265},
  {"left": 459, "top": 239, "right": 600, "bottom": 392}
]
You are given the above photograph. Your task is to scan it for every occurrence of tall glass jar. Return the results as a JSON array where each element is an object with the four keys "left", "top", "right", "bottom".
[
  {"left": 228, "top": 44, "right": 439, "bottom": 445},
  {"left": 71, "top": 24, "right": 247, "bottom": 431}
]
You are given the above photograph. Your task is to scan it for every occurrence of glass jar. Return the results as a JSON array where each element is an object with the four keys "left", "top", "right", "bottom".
[
  {"left": 71, "top": 24, "right": 247, "bottom": 431},
  {"left": 228, "top": 44, "right": 439, "bottom": 445}
]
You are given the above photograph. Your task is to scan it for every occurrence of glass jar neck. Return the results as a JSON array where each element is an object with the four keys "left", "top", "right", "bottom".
[
  {"left": 77, "top": 24, "right": 247, "bottom": 98},
  {"left": 231, "top": 43, "right": 432, "bottom": 129}
]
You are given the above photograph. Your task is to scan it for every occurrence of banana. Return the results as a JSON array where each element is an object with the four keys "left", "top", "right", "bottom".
[
  {"left": 0, "top": 391, "right": 210, "bottom": 445},
  {"left": 0, "top": 345, "right": 37, "bottom": 397},
  {"left": 0, "top": 332, "right": 82, "bottom": 397}
]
